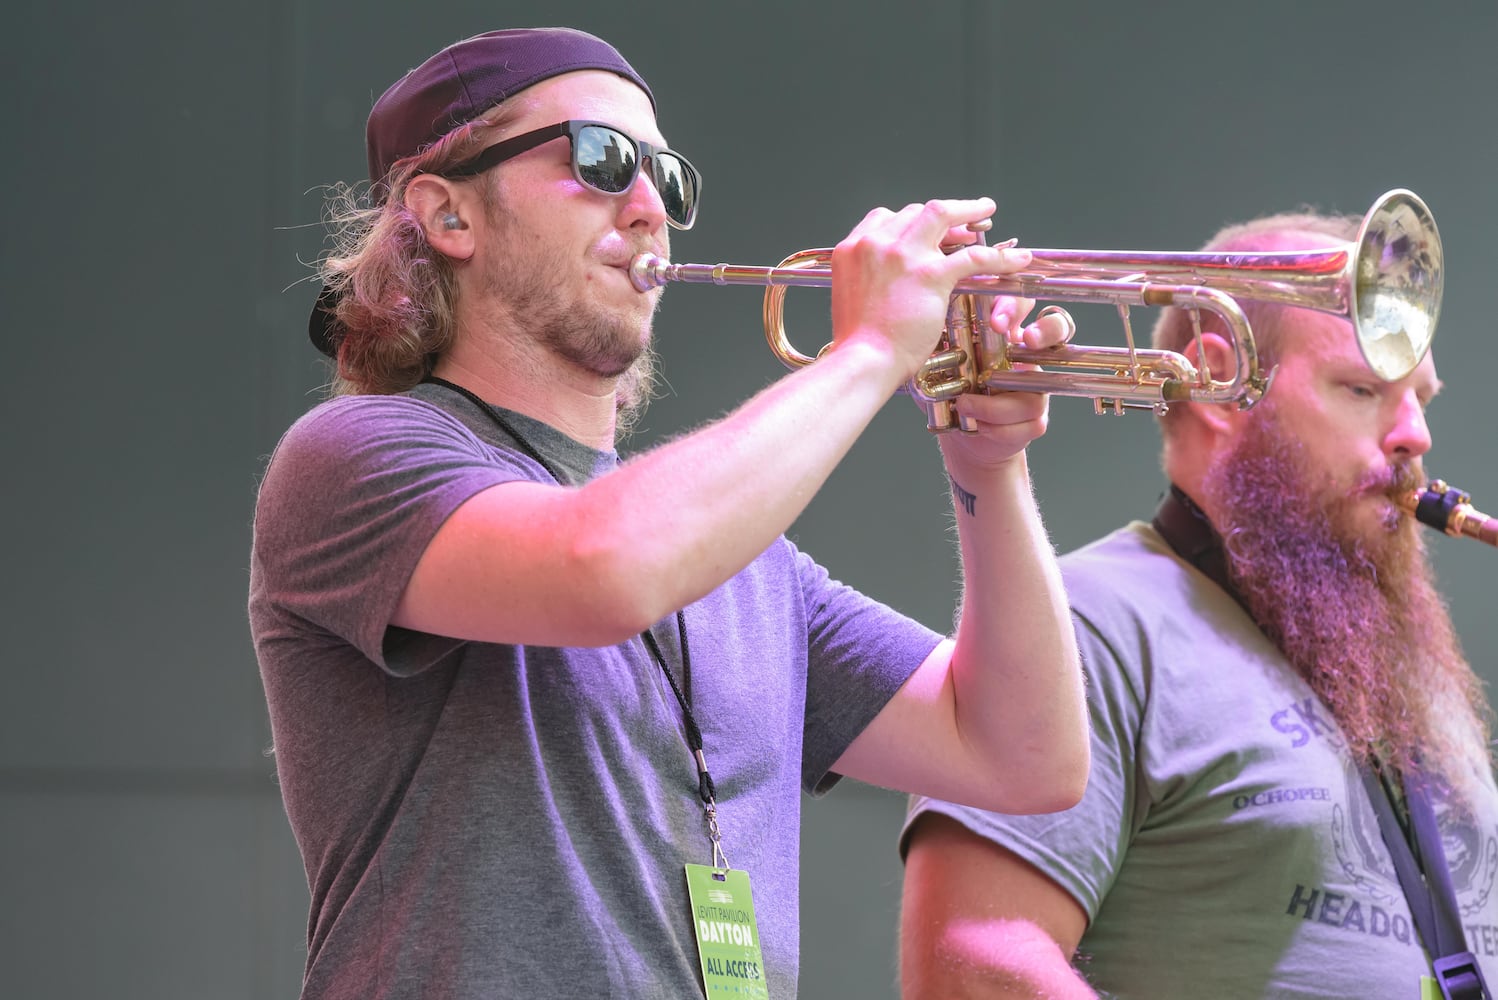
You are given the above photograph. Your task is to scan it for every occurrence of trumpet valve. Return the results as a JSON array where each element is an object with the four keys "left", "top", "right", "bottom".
[
  {"left": 913, "top": 348, "right": 976, "bottom": 401},
  {"left": 920, "top": 398, "right": 977, "bottom": 434}
]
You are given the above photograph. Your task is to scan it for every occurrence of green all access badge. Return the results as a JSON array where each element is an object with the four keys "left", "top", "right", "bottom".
[{"left": 684, "top": 864, "right": 769, "bottom": 999}]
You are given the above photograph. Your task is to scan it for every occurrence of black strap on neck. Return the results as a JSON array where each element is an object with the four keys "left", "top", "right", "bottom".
[
  {"left": 1151, "top": 484, "right": 1242, "bottom": 608},
  {"left": 421, "top": 375, "right": 717, "bottom": 808},
  {"left": 1152, "top": 483, "right": 1487, "bottom": 998}
]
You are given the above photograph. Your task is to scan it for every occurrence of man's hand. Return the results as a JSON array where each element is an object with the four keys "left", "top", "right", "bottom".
[
  {"left": 940, "top": 297, "right": 1074, "bottom": 470},
  {"left": 827, "top": 198, "right": 1035, "bottom": 387}
]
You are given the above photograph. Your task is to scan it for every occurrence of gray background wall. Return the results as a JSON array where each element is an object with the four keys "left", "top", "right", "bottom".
[{"left": 4, "top": 2, "right": 1495, "bottom": 997}]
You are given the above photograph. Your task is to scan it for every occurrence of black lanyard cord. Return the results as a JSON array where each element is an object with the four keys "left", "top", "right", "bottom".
[
  {"left": 425, "top": 376, "right": 562, "bottom": 479},
  {"left": 642, "top": 616, "right": 717, "bottom": 806}
]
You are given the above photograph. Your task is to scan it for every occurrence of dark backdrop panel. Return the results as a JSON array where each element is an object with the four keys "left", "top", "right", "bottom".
[{"left": 1, "top": 3, "right": 1492, "bottom": 998}]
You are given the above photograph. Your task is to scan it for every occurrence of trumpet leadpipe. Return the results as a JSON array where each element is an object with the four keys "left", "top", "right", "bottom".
[{"left": 628, "top": 255, "right": 829, "bottom": 292}]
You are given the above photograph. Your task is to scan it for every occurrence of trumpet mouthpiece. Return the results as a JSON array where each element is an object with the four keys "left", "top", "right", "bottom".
[{"left": 628, "top": 253, "right": 671, "bottom": 292}]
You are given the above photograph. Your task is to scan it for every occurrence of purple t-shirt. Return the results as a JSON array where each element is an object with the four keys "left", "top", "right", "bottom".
[{"left": 249, "top": 383, "right": 940, "bottom": 999}]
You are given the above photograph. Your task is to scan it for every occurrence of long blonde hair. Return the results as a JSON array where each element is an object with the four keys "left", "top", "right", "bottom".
[{"left": 316, "top": 103, "right": 521, "bottom": 396}]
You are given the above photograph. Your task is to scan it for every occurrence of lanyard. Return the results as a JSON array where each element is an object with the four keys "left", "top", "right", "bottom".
[
  {"left": 641, "top": 618, "right": 729, "bottom": 869},
  {"left": 422, "top": 376, "right": 729, "bottom": 868}
]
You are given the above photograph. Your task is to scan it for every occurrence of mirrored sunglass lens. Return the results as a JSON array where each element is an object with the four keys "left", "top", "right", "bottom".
[
  {"left": 656, "top": 154, "right": 695, "bottom": 225},
  {"left": 576, "top": 125, "right": 636, "bottom": 193}
]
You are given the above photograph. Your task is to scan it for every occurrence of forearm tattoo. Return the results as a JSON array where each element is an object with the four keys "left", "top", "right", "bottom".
[{"left": 950, "top": 474, "right": 977, "bottom": 517}]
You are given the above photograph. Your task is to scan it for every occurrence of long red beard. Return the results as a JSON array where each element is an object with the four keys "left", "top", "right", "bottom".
[{"left": 1200, "top": 408, "right": 1490, "bottom": 802}]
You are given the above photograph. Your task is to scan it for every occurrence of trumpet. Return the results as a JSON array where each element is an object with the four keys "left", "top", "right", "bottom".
[
  {"left": 1399, "top": 481, "right": 1498, "bottom": 547},
  {"left": 629, "top": 189, "right": 1443, "bottom": 433}
]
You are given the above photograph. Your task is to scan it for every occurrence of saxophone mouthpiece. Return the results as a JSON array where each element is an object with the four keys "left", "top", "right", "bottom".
[{"left": 1402, "top": 480, "right": 1498, "bottom": 547}]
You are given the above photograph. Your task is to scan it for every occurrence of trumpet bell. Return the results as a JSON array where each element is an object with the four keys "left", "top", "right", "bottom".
[{"left": 1354, "top": 190, "right": 1442, "bottom": 381}]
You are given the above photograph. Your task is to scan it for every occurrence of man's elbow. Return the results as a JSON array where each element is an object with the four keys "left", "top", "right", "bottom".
[
  {"left": 561, "top": 530, "right": 683, "bottom": 643},
  {"left": 995, "top": 742, "right": 1090, "bottom": 815},
  {"left": 1028, "top": 767, "right": 1089, "bottom": 815},
  {"left": 1050, "top": 740, "right": 1091, "bottom": 811}
]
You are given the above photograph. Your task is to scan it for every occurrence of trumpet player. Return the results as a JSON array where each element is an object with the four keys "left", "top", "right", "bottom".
[
  {"left": 902, "top": 209, "right": 1498, "bottom": 999},
  {"left": 248, "top": 26, "right": 1088, "bottom": 1000}
]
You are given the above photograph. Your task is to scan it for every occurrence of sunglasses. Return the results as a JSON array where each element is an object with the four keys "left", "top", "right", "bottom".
[{"left": 443, "top": 119, "right": 701, "bottom": 230}]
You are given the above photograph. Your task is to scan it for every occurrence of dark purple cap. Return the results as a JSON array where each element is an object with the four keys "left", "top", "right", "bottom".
[
  {"left": 365, "top": 27, "right": 654, "bottom": 189},
  {"left": 310, "top": 27, "right": 654, "bottom": 356}
]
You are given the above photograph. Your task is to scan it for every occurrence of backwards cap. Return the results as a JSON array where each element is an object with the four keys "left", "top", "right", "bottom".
[
  {"left": 365, "top": 26, "right": 654, "bottom": 189},
  {"left": 310, "top": 27, "right": 654, "bottom": 356}
]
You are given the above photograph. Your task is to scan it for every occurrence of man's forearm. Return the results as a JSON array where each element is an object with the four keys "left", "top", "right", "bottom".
[{"left": 945, "top": 453, "right": 1088, "bottom": 813}]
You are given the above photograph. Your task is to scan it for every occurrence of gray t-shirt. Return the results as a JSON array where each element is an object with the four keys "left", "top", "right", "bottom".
[
  {"left": 905, "top": 521, "right": 1498, "bottom": 998},
  {"left": 250, "top": 383, "right": 941, "bottom": 999}
]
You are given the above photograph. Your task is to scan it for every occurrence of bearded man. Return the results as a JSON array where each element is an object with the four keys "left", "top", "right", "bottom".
[{"left": 900, "top": 210, "right": 1498, "bottom": 999}]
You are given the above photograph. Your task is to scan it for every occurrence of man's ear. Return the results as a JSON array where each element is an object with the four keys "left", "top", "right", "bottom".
[
  {"left": 404, "top": 174, "right": 477, "bottom": 261},
  {"left": 1178, "top": 330, "right": 1250, "bottom": 436}
]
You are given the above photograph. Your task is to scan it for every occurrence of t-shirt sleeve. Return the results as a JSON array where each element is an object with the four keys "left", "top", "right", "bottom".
[
  {"left": 900, "top": 608, "right": 1145, "bottom": 919},
  {"left": 252, "top": 396, "right": 534, "bottom": 674},
  {"left": 795, "top": 544, "right": 944, "bottom": 797}
]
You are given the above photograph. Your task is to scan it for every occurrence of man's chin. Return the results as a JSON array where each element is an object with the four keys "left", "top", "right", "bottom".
[
  {"left": 592, "top": 337, "right": 652, "bottom": 380},
  {"left": 601, "top": 283, "right": 658, "bottom": 331},
  {"left": 1379, "top": 498, "right": 1411, "bottom": 533},
  {"left": 1335, "top": 495, "right": 1418, "bottom": 559},
  {"left": 1366, "top": 492, "right": 1413, "bottom": 532}
]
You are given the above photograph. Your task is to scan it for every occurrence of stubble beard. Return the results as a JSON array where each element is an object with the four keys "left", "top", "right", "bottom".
[
  {"left": 480, "top": 204, "right": 661, "bottom": 430},
  {"left": 1201, "top": 405, "right": 1490, "bottom": 803}
]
